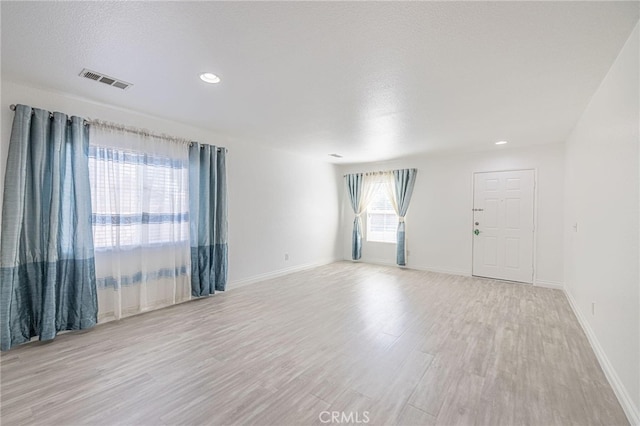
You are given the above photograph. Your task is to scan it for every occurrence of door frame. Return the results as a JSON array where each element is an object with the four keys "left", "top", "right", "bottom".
[{"left": 470, "top": 168, "right": 538, "bottom": 284}]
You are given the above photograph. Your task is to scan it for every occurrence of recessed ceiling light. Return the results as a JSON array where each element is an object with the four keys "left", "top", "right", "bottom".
[
  {"left": 329, "top": 153, "right": 343, "bottom": 158},
  {"left": 200, "top": 73, "right": 221, "bottom": 84},
  {"left": 495, "top": 140, "right": 508, "bottom": 145}
]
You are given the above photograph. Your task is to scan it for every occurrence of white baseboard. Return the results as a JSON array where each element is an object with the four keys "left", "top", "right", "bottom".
[
  {"left": 409, "top": 264, "right": 470, "bottom": 277},
  {"left": 534, "top": 279, "right": 564, "bottom": 290},
  {"left": 354, "top": 257, "right": 399, "bottom": 268},
  {"left": 343, "top": 257, "right": 470, "bottom": 277},
  {"left": 564, "top": 289, "right": 640, "bottom": 426},
  {"left": 228, "top": 258, "right": 339, "bottom": 290},
  {"left": 352, "top": 257, "right": 562, "bottom": 287}
]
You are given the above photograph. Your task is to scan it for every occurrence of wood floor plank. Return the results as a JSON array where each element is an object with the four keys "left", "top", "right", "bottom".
[
  {"left": 435, "top": 372, "right": 485, "bottom": 426},
  {"left": 396, "top": 404, "right": 437, "bottom": 426},
  {"left": 408, "top": 338, "right": 469, "bottom": 416},
  {"left": 475, "top": 365, "right": 517, "bottom": 426},
  {"left": 0, "top": 262, "right": 629, "bottom": 426},
  {"left": 368, "top": 350, "right": 434, "bottom": 425}
]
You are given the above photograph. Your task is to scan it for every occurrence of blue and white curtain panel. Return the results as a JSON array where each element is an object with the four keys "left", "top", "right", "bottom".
[
  {"left": 392, "top": 168, "right": 417, "bottom": 266},
  {"left": 0, "top": 105, "right": 98, "bottom": 351},
  {"left": 189, "top": 143, "right": 228, "bottom": 296},
  {"left": 88, "top": 124, "right": 192, "bottom": 322}
]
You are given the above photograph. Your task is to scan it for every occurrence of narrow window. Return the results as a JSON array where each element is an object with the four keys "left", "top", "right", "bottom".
[{"left": 366, "top": 184, "right": 398, "bottom": 243}]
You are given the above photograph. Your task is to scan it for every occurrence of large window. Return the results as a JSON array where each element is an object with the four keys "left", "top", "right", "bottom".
[{"left": 367, "top": 184, "right": 398, "bottom": 243}]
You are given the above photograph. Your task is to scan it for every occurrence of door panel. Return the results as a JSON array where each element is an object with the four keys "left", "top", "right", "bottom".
[
  {"left": 485, "top": 198, "right": 499, "bottom": 228},
  {"left": 505, "top": 237, "right": 519, "bottom": 268},
  {"left": 483, "top": 236, "right": 498, "bottom": 266},
  {"left": 505, "top": 198, "right": 520, "bottom": 229},
  {"left": 472, "top": 170, "right": 534, "bottom": 283}
]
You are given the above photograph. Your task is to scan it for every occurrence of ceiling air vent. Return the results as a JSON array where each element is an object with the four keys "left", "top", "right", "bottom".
[{"left": 79, "top": 68, "right": 133, "bottom": 90}]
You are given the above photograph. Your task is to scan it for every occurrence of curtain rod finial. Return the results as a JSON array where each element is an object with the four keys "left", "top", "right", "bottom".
[{"left": 9, "top": 104, "right": 16, "bottom": 111}]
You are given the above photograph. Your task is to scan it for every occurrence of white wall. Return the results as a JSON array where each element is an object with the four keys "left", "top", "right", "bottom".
[
  {"left": 339, "top": 143, "right": 565, "bottom": 286},
  {"left": 564, "top": 23, "right": 640, "bottom": 423},
  {"left": 0, "top": 80, "right": 342, "bottom": 286}
]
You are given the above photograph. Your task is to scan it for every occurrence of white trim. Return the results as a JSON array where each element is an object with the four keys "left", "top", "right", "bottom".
[
  {"left": 533, "top": 279, "right": 564, "bottom": 290},
  {"left": 564, "top": 289, "right": 640, "bottom": 426},
  {"left": 409, "top": 264, "right": 470, "bottom": 277},
  {"left": 353, "top": 257, "right": 397, "bottom": 268},
  {"left": 348, "top": 257, "right": 470, "bottom": 277},
  {"left": 353, "top": 257, "right": 561, "bottom": 285},
  {"left": 532, "top": 168, "right": 539, "bottom": 285},
  {"left": 228, "top": 258, "right": 339, "bottom": 290}
]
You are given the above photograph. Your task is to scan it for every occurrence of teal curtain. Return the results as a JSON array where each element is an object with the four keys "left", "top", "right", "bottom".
[
  {"left": 345, "top": 173, "right": 364, "bottom": 260},
  {"left": 189, "top": 143, "right": 228, "bottom": 296},
  {"left": 393, "top": 168, "right": 417, "bottom": 266},
  {"left": 0, "top": 105, "right": 97, "bottom": 351}
]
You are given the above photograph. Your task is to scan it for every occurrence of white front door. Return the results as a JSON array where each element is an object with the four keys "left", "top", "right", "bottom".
[{"left": 472, "top": 170, "right": 535, "bottom": 283}]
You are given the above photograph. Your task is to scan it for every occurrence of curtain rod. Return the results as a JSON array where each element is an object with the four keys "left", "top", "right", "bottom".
[
  {"left": 9, "top": 104, "right": 227, "bottom": 151},
  {"left": 343, "top": 170, "right": 396, "bottom": 177},
  {"left": 342, "top": 168, "right": 417, "bottom": 177},
  {"left": 10, "top": 103, "right": 86, "bottom": 124}
]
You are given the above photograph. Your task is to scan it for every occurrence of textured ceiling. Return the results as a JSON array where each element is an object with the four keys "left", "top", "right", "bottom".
[{"left": 2, "top": 1, "right": 638, "bottom": 163}]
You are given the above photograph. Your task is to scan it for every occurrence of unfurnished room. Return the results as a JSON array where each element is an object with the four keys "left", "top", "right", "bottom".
[{"left": 0, "top": 1, "right": 639, "bottom": 425}]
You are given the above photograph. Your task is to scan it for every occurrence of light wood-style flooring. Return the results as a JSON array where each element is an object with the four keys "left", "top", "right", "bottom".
[{"left": 0, "top": 262, "right": 629, "bottom": 425}]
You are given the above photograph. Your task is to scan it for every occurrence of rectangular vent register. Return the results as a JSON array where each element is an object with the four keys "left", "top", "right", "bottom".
[{"left": 79, "top": 68, "right": 133, "bottom": 90}]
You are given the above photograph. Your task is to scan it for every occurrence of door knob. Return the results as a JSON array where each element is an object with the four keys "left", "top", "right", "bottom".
[{"left": 474, "top": 229, "right": 480, "bottom": 236}]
